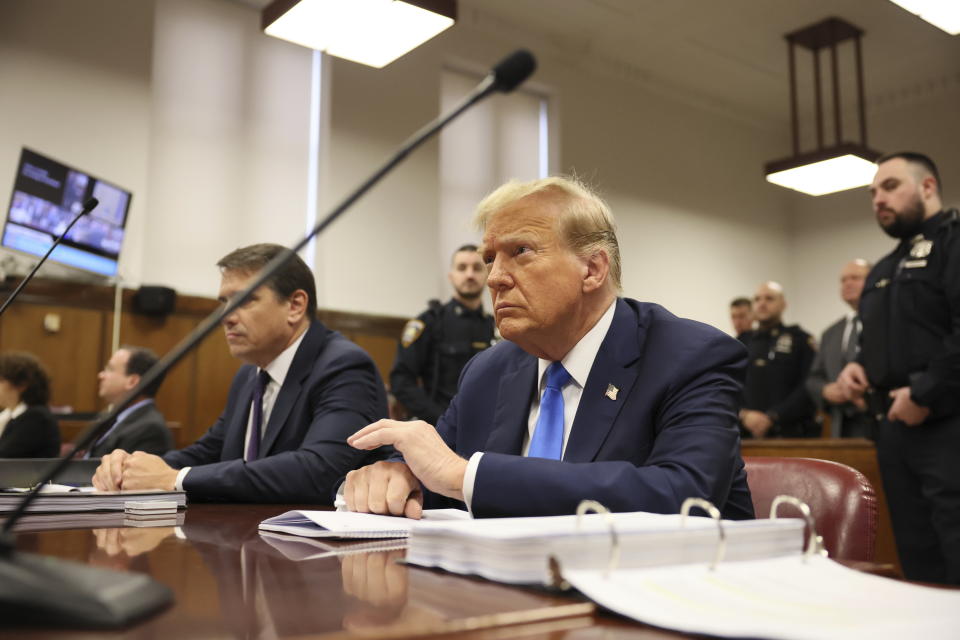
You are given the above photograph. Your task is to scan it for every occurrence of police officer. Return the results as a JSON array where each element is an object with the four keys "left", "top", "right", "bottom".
[
  {"left": 839, "top": 152, "right": 960, "bottom": 585},
  {"left": 390, "top": 244, "right": 496, "bottom": 425},
  {"left": 739, "top": 281, "right": 817, "bottom": 438}
]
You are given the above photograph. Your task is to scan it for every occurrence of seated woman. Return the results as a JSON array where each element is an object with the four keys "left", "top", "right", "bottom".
[{"left": 0, "top": 352, "right": 60, "bottom": 458}]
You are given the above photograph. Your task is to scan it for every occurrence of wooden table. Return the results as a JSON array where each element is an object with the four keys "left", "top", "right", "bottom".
[{"left": 1, "top": 504, "right": 696, "bottom": 639}]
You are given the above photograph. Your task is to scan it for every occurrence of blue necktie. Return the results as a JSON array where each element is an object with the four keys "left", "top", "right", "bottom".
[
  {"left": 245, "top": 369, "right": 271, "bottom": 461},
  {"left": 528, "top": 362, "right": 571, "bottom": 460}
]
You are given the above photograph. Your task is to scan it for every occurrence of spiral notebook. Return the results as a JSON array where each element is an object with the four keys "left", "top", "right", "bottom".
[{"left": 258, "top": 508, "right": 470, "bottom": 539}]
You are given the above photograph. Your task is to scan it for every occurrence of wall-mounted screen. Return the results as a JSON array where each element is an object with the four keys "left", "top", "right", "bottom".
[{"left": 3, "top": 147, "right": 131, "bottom": 277}]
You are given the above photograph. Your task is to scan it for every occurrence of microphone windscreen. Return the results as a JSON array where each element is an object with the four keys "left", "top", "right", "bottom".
[
  {"left": 492, "top": 49, "right": 537, "bottom": 92},
  {"left": 82, "top": 197, "right": 99, "bottom": 212}
]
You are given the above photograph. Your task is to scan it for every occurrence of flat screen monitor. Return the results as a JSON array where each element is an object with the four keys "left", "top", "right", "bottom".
[{"left": 3, "top": 147, "right": 131, "bottom": 277}]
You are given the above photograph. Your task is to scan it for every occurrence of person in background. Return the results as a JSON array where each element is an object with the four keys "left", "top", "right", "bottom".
[
  {"left": 86, "top": 346, "right": 173, "bottom": 458},
  {"left": 729, "top": 297, "right": 753, "bottom": 338},
  {"left": 838, "top": 152, "right": 960, "bottom": 585},
  {"left": 805, "top": 259, "right": 876, "bottom": 439},
  {"left": 738, "top": 282, "right": 817, "bottom": 438},
  {"left": 389, "top": 244, "right": 495, "bottom": 425},
  {"left": 92, "top": 243, "right": 389, "bottom": 502},
  {"left": 0, "top": 352, "right": 59, "bottom": 458}
]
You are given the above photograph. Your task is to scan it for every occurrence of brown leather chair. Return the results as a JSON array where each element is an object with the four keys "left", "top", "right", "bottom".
[{"left": 744, "top": 456, "right": 878, "bottom": 562}]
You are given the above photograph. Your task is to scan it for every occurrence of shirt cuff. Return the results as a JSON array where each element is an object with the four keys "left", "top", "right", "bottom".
[
  {"left": 461, "top": 452, "right": 483, "bottom": 514},
  {"left": 174, "top": 467, "right": 191, "bottom": 492},
  {"left": 334, "top": 481, "right": 348, "bottom": 511}
]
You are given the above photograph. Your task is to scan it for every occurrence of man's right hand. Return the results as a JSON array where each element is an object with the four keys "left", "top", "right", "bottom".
[
  {"left": 344, "top": 460, "right": 424, "bottom": 519},
  {"left": 92, "top": 449, "right": 131, "bottom": 491},
  {"left": 837, "top": 362, "right": 869, "bottom": 406}
]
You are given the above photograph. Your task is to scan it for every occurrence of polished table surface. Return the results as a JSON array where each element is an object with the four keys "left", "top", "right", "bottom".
[{"left": 3, "top": 503, "right": 693, "bottom": 639}]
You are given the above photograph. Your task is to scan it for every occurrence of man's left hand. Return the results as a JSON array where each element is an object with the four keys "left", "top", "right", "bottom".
[
  {"left": 348, "top": 420, "right": 467, "bottom": 501},
  {"left": 116, "top": 452, "right": 179, "bottom": 491},
  {"left": 887, "top": 387, "right": 930, "bottom": 427}
]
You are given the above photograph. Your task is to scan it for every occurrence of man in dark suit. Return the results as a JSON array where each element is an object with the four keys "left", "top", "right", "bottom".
[
  {"left": 805, "top": 259, "right": 876, "bottom": 439},
  {"left": 92, "top": 244, "right": 388, "bottom": 503},
  {"left": 343, "top": 177, "right": 754, "bottom": 519},
  {"left": 87, "top": 346, "right": 174, "bottom": 457}
]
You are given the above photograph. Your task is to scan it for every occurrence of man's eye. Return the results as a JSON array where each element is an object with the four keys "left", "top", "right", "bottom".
[{"left": 515, "top": 246, "right": 530, "bottom": 256}]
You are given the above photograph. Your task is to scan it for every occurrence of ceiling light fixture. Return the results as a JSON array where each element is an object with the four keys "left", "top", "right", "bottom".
[
  {"left": 261, "top": 0, "right": 456, "bottom": 69},
  {"left": 887, "top": 0, "right": 960, "bottom": 36},
  {"left": 764, "top": 17, "right": 881, "bottom": 196}
]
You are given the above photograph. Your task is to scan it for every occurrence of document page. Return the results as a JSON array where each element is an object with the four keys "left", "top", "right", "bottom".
[
  {"left": 259, "top": 508, "right": 470, "bottom": 539},
  {"left": 565, "top": 554, "right": 960, "bottom": 640}
]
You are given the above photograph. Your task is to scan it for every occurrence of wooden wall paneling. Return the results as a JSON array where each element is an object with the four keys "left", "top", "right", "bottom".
[
  {"left": 191, "top": 327, "right": 241, "bottom": 448},
  {"left": 104, "top": 311, "right": 205, "bottom": 437},
  {"left": 351, "top": 334, "right": 399, "bottom": 385},
  {"left": 0, "top": 303, "right": 105, "bottom": 413}
]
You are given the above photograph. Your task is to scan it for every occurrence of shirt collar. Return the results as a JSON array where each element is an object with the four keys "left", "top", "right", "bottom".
[
  {"left": 9, "top": 402, "right": 27, "bottom": 420},
  {"left": 537, "top": 299, "right": 617, "bottom": 391},
  {"left": 115, "top": 398, "right": 153, "bottom": 424},
  {"left": 261, "top": 327, "right": 308, "bottom": 387}
]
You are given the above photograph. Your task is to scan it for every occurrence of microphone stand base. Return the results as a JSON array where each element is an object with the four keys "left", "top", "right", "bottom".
[{"left": 0, "top": 548, "right": 173, "bottom": 628}]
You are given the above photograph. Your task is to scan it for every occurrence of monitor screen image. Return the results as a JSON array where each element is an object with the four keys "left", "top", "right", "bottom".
[{"left": 3, "top": 147, "right": 131, "bottom": 277}]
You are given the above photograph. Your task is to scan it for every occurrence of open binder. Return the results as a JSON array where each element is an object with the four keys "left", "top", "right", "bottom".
[{"left": 409, "top": 497, "right": 959, "bottom": 640}]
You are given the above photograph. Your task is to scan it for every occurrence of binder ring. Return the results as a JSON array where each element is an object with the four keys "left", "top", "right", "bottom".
[
  {"left": 680, "top": 497, "right": 725, "bottom": 570},
  {"left": 576, "top": 500, "right": 620, "bottom": 576},
  {"left": 769, "top": 494, "right": 827, "bottom": 560}
]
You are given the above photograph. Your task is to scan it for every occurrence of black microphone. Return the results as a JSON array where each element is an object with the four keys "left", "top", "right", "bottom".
[
  {"left": 0, "top": 48, "right": 537, "bottom": 629},
  {"left": 0, "top": 197, "right": 99, "bottom": 317},
  {"left": 491, "top": 49, "right": 537, "bottom": 92}
]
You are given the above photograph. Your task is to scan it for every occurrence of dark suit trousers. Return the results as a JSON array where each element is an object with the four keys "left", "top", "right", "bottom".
[{"left": 876, "top": 414, "right": 960, "bottom": 585}]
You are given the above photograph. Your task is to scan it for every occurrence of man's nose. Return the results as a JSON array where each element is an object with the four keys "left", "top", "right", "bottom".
[{"left": 486, "top": 258, "right": 509, "bottom": 288}]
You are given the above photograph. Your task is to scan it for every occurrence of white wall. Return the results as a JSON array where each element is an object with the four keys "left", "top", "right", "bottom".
[
  {"left": 2, "top": 0, "right": 955, "bottom": 338},
  {"left": 788, "top": 93, "right": 960, "bottom": 340},
  {"left": 143, "top": 0, "right": 312, "bottom": 297},
  {"left": 0, "top": 0, "right": 154, "bottom": 284}
]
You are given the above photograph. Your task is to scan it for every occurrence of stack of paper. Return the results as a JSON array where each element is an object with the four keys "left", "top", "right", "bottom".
[
  {"left": 565, "top": 554, "right": 960, "bottom": 639},
  {"left": 258, "top": 508, "right": 469, "bottom": 539},
  {"left": 406, "top": 512, "right": 804, "bottom": 585},
  {"left": 0, "top": 486, "right": 187, "bottom": 513},
  {"left": 259, "top": 531, "right": 408, "bottom": 561}
]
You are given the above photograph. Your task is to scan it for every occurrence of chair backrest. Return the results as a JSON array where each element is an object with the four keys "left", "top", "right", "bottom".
[{"left": 743, "top": 456, "right": 878, "bottom": 562}]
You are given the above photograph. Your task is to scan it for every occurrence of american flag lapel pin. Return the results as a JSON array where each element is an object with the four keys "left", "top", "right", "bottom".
[{"left": 605, "top": 384, "right": 619, "bottom": 401}]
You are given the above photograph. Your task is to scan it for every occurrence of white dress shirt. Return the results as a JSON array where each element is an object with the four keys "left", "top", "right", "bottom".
[
  {"left": 461, "top": 299, "right": 617, "bottom": 511},
  {"left": 175, "top": 329, "right": 307, "bottom": 490}
]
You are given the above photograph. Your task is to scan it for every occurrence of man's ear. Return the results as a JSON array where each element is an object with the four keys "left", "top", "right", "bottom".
[
  {"left": 920, "top": 175, "right": 938, "bottom": 201},
  {"left": 287, "top": 289, "right": 309, "bottom": 323},
  {"left": 124, "top": 374, "right": 141, "bottom": 393},
  {"left": 582, "top": 250, "right": 610, "bottom": 294}
]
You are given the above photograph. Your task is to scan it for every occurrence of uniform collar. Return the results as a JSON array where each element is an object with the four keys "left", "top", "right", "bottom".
[{"left": 450, "top": 298, "right": 484, "bottom": 317}]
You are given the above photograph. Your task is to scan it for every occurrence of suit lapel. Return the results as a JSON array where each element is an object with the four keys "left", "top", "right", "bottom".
[
  {"left": 484, "top": 354, "right": 537, "bottom": 454},
  {"left": 224, "top": 370, "right": 257, "bottom": 459},
  {"left": 564, "top": 299, "right": 642, "bottom": 463},
  {"left": 260, "top": 323, "right": 326, "bottom": 455}
]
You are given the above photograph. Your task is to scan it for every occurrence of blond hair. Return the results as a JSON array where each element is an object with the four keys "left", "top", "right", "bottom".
[{"left": 472, "top": 176, "right": 622, "bottom": 292}]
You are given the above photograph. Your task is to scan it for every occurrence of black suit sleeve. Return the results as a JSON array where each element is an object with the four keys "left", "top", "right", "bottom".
[
  {"left": 0, "top": 407, "right": 60, "bottom": 458},
  {"left": 174, "top": 341, "right": 388, "bottom": 503}
]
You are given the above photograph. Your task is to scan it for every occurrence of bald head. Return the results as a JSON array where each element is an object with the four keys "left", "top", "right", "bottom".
[
  {"left": 753, "top": 281, "right": 786, "bottom": 329},
  {"left": 840, "top": 259, "right": 871, "bottom": 310}
]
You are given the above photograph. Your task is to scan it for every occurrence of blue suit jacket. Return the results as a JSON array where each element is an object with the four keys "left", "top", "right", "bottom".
[
  {"left": 164, "top": 321, "right": 388, "bottom": 503},
  {"left": 427, "top": 298, "right": 754, "bottom": 519}
]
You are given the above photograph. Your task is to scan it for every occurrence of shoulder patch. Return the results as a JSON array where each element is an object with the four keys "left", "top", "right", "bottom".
[{"left": 401, "top": 319, "right": 425, "bottom": 348}]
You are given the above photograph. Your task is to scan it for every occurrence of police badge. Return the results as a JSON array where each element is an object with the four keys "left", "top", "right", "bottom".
[
  {"left": 910, "top": 238, "right": 933, "bottom": 259},
  {"left": 775, "top": 333, "right": 793, "bottom": 353}
]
